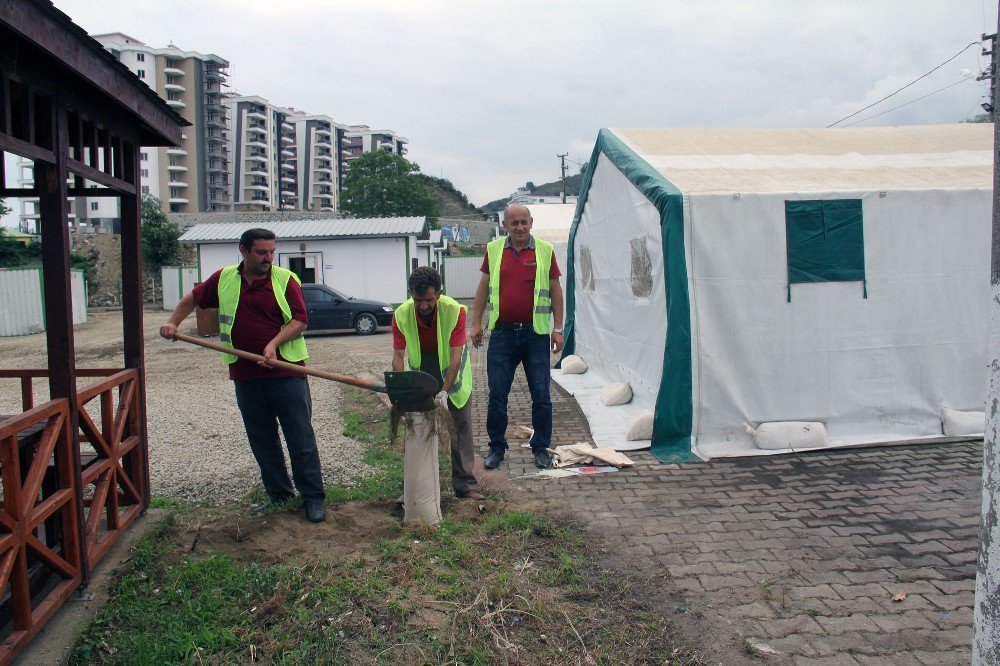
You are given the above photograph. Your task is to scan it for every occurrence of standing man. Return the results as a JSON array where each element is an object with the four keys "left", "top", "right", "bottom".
[
  {"left": 392, "top": 267, "right": 484, "bottom": 500},
  {"left": 160, "top": 228, "right": 327, "bottom": 523},
  {"left": 471, "top": 204, "right": 564, "bottom": 469}
]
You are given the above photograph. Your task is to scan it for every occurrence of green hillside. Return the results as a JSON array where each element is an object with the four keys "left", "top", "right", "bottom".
[{"left": 416, "top": 174, "right": 484, "bottom": 225}]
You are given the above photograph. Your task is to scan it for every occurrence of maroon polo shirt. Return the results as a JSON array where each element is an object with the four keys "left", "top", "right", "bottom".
[
  {"left": 193, "top": 264, "right": 308, "bottom": 381},
  {"left": 392, "top": 307, "right": 467, "bottom": 351},
  {"left": 479, "top": 236, "right": 561, "bottom": 324}
]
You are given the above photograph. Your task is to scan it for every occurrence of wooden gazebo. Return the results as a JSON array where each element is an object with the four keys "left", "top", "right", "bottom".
[{"left": 0, "top": 1, "right": 186, "bottom": 661}]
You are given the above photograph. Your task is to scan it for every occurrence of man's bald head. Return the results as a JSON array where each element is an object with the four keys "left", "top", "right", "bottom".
[{"left": 503, "top": 204, "right": 531, "bottom": 222}]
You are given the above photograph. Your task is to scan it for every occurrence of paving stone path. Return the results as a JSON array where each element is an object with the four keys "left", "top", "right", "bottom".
[{"left": 467, "top": 344, "right": 981, "bottom": 665}]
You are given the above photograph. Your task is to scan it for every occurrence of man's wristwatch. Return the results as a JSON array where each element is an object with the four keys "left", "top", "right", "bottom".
[{"left": 553, "top": 328, "right": 564, "bottom": 334}]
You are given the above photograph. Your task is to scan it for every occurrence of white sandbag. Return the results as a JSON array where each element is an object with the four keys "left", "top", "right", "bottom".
[
  {"left": 561, "top": 355, "right": 588, "bottom": 374},
  {"left": 749, "top": 421, "right": 829, "bottom": 450},
  {"left": 550, "top": 443, "right": 635, "bottom": 468},
  {"left": 402, "top": 412, "right": 442, "bottom": 525},
  {"left": 941, "top": 407, "right": 985, "bottom": 436},
  {"left": 626, "top": 411, "right": 654, "bottom": 441},
  {"left": 601, "top": 382, "right": 632, "bottom": 406}
]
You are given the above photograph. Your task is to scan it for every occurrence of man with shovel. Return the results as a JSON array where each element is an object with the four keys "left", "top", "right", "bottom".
[
  {"left": 392, "top": 266, "right": 484, "bottom": 500},
  {"left": 160, "top": 227, "right": 327, "bottom": 523}
]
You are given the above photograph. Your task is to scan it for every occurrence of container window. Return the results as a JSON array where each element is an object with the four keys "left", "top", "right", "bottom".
[{"left": 630, "top": 236, "right": 653, "bottom": 298}]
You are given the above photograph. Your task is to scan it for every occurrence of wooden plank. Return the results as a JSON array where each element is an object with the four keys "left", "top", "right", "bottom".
[
  {"left": 66, "top": 157, "right": 135, "bottom": 195},
  {"left": 0, "top": 132, "right": 54, "bottom": 164}
]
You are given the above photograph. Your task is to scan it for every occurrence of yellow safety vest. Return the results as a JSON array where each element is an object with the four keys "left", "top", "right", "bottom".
[
  {"left": 217, "top": 264, "right": 308, "bottom": 365},
  {"left": 394, "top": 295, "right": 472, "bottom": 409},
  {"left": 485, "top": 236, "right": 554, "bottom": 334}
]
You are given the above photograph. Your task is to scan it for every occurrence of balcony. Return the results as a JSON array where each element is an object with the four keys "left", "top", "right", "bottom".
[
  {"left": 247, "top": 111, "right": 266, "bottom": 121},
  {"left": 204, "top": 68, "right": 222, "bottom": 81},
  {"left": 281, "top": 134, "right": 294, "bottom": 144},
  {"left": 246, "top": 183, "right": 269, "bottom": 191},
  {"left": 281, "top": 176, "right": 296, "bottom": 184},
  {"left": 164, "top": 83, "right": 185, "bottom": 93},
  {"left": 167, "top": 148, "right": 188, "bottom": 156},
  {"left": 247, "top": 124, "right": 267, "bottom": 134},
  {"left": 280, "top": 161, "right": 295, "bottom": 171},
  {"left": 166, "top": 99, "right": 186, "bottom": 109},
  {"left": 245, "top": 140, "right": 267, "bottom": 150},
  {"left": 207, "top": 116, "right": 226, "bottom": 128},
  {"left": 168, "top": 197, "right": 189, "bottom": 204},
  {"left": 168, "top": 180, "right": 189, "bottom": 188},
  {"left": 166, "top": 164, "right": 188, "bottom": 173},
  {"left": 163, "top": 67, "right": 185, "bottom": 76},
  {"left": 281, "top": 148, "right": 294, "bottom": 158}
]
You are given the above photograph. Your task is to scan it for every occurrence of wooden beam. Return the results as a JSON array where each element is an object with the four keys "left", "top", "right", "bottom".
[
  {"left": 119, "top": 143, "right": 151, "bottom": 508},
  {"left": 66, "top": 157, "right": 135, "bottom": 195},
  {"left": 67, "top": 188, "right": 117, "bottom": 198},
  {"left": 37, "top": 101, "right": 89, "bottom": 585},
  {"left": 0, "top": 132, "right": 54, "bottom": 164},
  {"left": 0, "top": 188, "right": 37, "bottom": 197}
]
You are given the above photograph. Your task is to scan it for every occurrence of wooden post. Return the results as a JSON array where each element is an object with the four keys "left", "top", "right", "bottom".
[
  {"left": 119, "top": 141, "right": 151, "bottom": 507},
  {"left": 37, "top": 101, "right": 88, "bottom": 583}
]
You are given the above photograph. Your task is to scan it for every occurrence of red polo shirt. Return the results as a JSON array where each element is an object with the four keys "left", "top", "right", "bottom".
[
  {"left": 392, "top": 308, "right": 467, "bottom": 351},
  {"left": 479, "top": 237, "right": 561, "bottom": 324},
  {"left": 192, "top": 264, "right": 308, "bottom": 381}
]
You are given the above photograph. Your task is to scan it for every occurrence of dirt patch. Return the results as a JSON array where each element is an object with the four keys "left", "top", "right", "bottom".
[{"left": 187, "top": 502, "right": 401, "bottom": 563}]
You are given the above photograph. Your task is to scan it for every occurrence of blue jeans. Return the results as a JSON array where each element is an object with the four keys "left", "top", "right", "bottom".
[
  {"left": 234, "top": 376, "right": 325, "bottom": 502},
  {"left": 486, "top": 328, "right": 552, "bottom": 452}
]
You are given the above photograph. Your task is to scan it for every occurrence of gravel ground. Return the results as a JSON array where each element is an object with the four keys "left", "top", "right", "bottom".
[{"left": 0, "top": 309, "right": 398, "bottom": 505}]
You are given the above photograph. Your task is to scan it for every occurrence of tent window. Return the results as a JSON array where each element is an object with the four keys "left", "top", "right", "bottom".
[
  {"left": 579, "top": 246, "right": 596, "bottom": 292},
  {"left": 630, "top": 236, "right": 653, "bottom": 298},
  {"left": 785, "top": 199, "right": 866, "bottom": 301}
]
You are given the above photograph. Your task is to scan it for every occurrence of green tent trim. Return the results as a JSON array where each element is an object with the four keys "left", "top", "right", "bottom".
[{"left": 563, "top": 129, "right": 697, "bottom": 463}]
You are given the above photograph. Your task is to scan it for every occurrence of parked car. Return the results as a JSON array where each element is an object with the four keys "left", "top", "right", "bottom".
[{"left": 300, "top": 284, "right": 394, "bottom": 335}]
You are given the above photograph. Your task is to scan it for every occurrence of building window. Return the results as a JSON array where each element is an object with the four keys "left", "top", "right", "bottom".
[
  {"left": 137, "top": 69, "right": 145, "bottom": 79},
  {"left": 136, "top": 53, "right": 145, "bottom": 62},
  {"left": 785, "top": 199, "right": 866, "bottom": 301},
  {"left": 89, "top": 202, "right": 99, "bottom": 211},
  {"left": 140, "top": 152, "right": 148, "bottom": 161},
  {"left": 630, "top": 236, "right": 653, "bottom": 299},
  {"left": 141, "top": 169, "right": 149, "bottom": 178}
]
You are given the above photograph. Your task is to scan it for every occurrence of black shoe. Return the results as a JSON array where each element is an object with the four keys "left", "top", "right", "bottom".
[
  {"left": 484, "top": 448, "right": 505, "bottom": 470},
  {"left": 304, "top": 498, "right": 326, "bottom": 523},
  {"left": 533, "top": 450, "right": 552, "bottom": 469}
]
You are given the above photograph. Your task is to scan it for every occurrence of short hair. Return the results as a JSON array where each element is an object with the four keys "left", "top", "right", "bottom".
[
  {"left": 239, "top": 228, "right": 276, "bottom": 249},
  {"left": 503, "top": 204, "right": 532, "bottom": 222},
  {"left": 408, "top": 266, "right": 442, "bottom": 296}
]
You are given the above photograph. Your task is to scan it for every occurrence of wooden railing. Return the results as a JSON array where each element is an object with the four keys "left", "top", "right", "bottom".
[{"left": 0, "top": 368, "right": 149, "bottom": 663}]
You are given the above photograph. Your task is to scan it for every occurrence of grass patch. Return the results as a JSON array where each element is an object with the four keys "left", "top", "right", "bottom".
[{"left": 72, "top": 389, "right": 691, "bottom": 664}]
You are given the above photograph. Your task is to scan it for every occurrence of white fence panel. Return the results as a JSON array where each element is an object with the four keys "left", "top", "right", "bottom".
[
  {"left": 0, "top": 268, "right": 87, "bottom": 336},
  {"left": 161, "top": 266, "right": 199, "bottom": 310},
  {"left": 441, "top": 256, "right": 483, "bottom": 299}
]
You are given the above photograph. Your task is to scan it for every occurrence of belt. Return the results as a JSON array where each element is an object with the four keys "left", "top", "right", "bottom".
[{"left": 493, "top": 322, "right": 532, "bottom": 330}]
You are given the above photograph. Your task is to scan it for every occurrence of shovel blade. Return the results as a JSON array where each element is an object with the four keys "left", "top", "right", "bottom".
[{"left": 383, "top": 370, "right": 439, "bottom": 408}]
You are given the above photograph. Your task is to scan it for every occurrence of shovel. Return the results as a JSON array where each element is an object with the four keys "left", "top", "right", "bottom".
[{"left": 171, "top": 332, "right": 439, "bottom": 406}]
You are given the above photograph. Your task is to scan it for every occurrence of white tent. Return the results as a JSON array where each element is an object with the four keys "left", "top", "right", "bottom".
[{"left": 556, "top": 125, "right": 992, "bottom": 462}]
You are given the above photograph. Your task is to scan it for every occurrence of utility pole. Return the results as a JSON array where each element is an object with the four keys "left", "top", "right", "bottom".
[
  {"left": 974, "top": 5, "right": 1000, "bottom": 663},
  {"left": 980, "top": 31, "right": 998, "bottom": 122},
  {"left": 557, "top": 153, "right": 568, "bottom": 204}
]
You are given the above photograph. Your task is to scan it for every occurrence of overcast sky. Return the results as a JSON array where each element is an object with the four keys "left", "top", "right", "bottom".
[{"left": 5, "top": 0, "right": 1000, "bottom": 215}]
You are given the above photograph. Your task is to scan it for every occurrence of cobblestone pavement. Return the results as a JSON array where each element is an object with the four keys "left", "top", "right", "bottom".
[{"left": 468, "top": 343, "right": 981, "bottom": 665}]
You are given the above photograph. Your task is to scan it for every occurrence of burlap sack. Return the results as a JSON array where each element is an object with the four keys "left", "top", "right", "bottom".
[
  {"left": 402, "top": 412, "right": 442, "bottom": 525},
  {"left": 601, "top": 382, "right": 632, "bottom": 406},
  {"left": 561, "top": 355, "right": 588, "bottom": 374},
  {"left": 626, "top": 411, "right": 654, "bottom": 441}
]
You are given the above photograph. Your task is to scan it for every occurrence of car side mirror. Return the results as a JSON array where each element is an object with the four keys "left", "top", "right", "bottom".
[{"left": 333, "top": 298, "right": 343, "bottom": 305}]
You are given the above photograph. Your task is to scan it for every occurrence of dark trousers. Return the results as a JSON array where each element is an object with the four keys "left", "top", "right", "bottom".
[
  {"left": 234, "top": 376, "right": 325, "bottom": 502},
  {"left": 485, "top": 328, "right": 552, "bottom": 452},
  {"left": 420, "top": 352, "right": 479, "bottom": 495}
]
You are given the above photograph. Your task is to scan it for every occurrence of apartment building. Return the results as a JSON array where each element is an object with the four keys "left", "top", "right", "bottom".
[
  {"left": 226, "top": 96, "right": 298, "bottom": 211},
  {"left": 341, "top": 125, "right": 409, "bottom": 170},
  {"left": 92, "top": 33, "right": 232, "bottom": 213},
  {"left": 289, "top": 114, "right": 345, "bottom": 213}
]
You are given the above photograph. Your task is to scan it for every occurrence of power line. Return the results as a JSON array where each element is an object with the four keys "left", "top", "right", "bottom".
[
  {"left": 827, "top": 40, "right": 980, "bottom": 128},
  {"left": 842, "top": 78, "right": 972, "bottom": 127}
]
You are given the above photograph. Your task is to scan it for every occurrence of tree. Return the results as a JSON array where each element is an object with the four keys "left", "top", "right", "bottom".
[
  {"left": 965, "top": 113, "right": 992, "bottom": 123},
  {"left": 0, "top": 198, "right": 11, "bottom": 217},
  {"left": 339, "top": 152, "right": 439, "bottom": 219},
  {"left": 140, "top": 194, "right": 181, "bottom": 271}
]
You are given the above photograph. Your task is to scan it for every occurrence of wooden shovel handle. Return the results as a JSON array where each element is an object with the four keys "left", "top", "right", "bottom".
[{"left": 171, "top": 332, "right": 385, "bottom": 392}]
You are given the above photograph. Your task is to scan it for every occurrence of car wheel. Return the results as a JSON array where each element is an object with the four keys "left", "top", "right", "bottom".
[{"left": 354, "top": 312, "right": 377, "bottom": 335}]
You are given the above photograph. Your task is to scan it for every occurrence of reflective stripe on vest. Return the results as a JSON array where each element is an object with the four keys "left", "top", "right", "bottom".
[
  {"left": 485, "top": 236, "right": 554, "bottom": 334},
  {"left": 217, "top": 265, "right": 309, "bottom": 365},
  {"left": 394, "top": 295, "right": 473, "bottom": 409}
]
